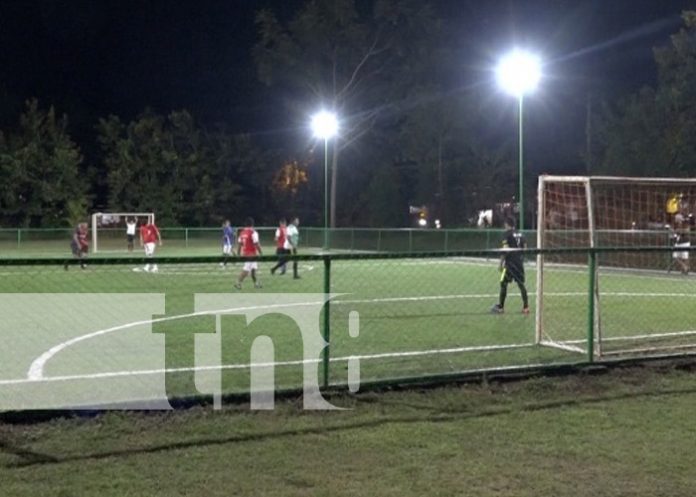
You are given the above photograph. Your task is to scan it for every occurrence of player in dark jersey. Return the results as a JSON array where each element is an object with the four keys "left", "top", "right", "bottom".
[
  {"left": 65, "top": 222, "right": 89, "bottom": 270},
  {"left": 221, "top": 220, "right": 235, "bottom": 268},
  {"left": 491, "top": 218, "right": 530, "bottom": 314}
]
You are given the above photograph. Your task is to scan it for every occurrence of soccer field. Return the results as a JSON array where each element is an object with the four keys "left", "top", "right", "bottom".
[{"left": 1, "top": 251, "right": 695, "bottom": 410}]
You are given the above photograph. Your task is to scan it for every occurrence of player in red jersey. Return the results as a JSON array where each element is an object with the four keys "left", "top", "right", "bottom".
[
  {"left": 139, "top": 218, "right": 162, "bottom": 272},
  {"left": 64, "top": 222, "right": 89, "bottom": 270},
  {"left": 270, "top": 218, "right": 288, "bottom": 275},
  {"left": 235, "top": 217, "right": 263, "bottom": 289}
]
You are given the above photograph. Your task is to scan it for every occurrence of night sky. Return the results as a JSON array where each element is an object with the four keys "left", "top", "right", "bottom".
[{"left": 1, "top": 0, "right": 695, "bottom": 172}]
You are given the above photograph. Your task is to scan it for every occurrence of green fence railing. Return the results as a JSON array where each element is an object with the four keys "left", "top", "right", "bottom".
[
  {"left": 0, "top": 226, "right": 516, "bottom": 256},
  {"left": 0, "top": 246, "right": 695, "bottom": 410}
]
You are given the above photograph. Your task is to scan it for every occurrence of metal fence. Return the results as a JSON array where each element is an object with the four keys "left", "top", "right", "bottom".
[
  {"left": 1, "top": 226, "right": 521, "bottom": 255},
  {"left": 0, "top": 246, "right": 694, "bottom": 410}
]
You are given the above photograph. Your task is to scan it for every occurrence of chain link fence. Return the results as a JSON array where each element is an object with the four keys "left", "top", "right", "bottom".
[{"left": 0, "top": 247, "right": 694, "bottom": 409}]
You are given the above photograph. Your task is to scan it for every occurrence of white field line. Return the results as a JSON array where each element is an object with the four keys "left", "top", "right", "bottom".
[
  {"left": 558, "top": 329, "right": 696, "bottom": 345},
  {"left": 23, "top": 291, "right": 696, "bottom": 381},
  {"left": 0, "top": 342, "right": 534, "bottom": 386},
  {"left": 25, "top": 293, "right": 511, "bottom": 381}
]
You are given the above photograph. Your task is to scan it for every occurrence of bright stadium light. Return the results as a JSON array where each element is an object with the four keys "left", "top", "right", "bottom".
[
  {"left": 495, "top": 49, "right": 542, "bottom": 231},
  {"left": 311, "top": 110, "right": 339, "bottom": 249},
  {"left": 496, "top": 50, "right": 541, "bottom": 98},
  {"left": 311, "top": 111, "right": 338, "bottom": 140}
]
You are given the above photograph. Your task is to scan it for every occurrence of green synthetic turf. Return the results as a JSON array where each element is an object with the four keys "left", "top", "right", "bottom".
[{"left": 1, "top": 251, "right": 694, "bottom": 404}]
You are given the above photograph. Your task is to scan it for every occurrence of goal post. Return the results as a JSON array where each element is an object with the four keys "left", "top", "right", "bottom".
[
  {"left": 91, "top": 212, "right": 155, "bottom": 253},
  {"left": 536, "top": 175, "right": 696, "bottom": 358}
]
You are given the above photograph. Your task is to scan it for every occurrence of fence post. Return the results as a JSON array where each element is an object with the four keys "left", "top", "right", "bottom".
[
  {"left": 377, "top": 230, "right": 382, "bottom": 252},
  {"left": 587, "top": 250, "right": 596, "bottom": 363},
  {"left": 17, "top": 229, "right": 21, "bottom": 250},
  {"left": 408, "top": 229, "right": 413, "bottom": 253},
  {"left": 185, "top": 228, "right": 189, "bottom": 248},
  {"left": 444, "top": 230, "right": 449, "bottom": 252},
  {"left": 322, "top": 256, "right": 331, "bottom": 388},
  {"left": 350, "top": 228, "right": 355, "bottom": 252}
]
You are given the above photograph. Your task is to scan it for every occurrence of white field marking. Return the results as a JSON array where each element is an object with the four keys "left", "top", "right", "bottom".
[
  {"left": 1, "top": 342, "right": 535, "bottom": 386},
  {"left": 27, "top": 301, "right": 324, "bottom": 381},
  {"left": 27, "top": 294, "right": 506, "bottom": 380},
  {"left": 21, "top": 291, "right": 696, "bottom": 381},
  {"left": 555, "top": 329, "right": 696, "bottom": 345}
]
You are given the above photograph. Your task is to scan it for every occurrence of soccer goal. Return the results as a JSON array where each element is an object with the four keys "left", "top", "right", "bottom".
[
  {"left": 536, "top": 175, "right": 696, "bottom": 359},
  {"left": 91, "top": 212, "right": 155, "bottom": 253}
]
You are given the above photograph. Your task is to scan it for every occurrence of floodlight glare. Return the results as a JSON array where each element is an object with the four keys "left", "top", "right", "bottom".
[
  {"left": 311, "top": 111, "right": 339, "bottom": 140},
  {"left": 496, "top": 50, "right": 541, "bottom": 97}
]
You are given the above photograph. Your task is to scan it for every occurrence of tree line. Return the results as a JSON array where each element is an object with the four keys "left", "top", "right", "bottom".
[{"left": 2, "top": 2, "right": 696, "bottom": 228}]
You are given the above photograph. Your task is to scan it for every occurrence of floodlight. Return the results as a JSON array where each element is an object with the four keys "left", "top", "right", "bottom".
[
  {"left": 496, "top": 50, "right": 541, "bottom": 97},
  {"left": 311, "top": 111, "right": 339, "bottom": 140}
]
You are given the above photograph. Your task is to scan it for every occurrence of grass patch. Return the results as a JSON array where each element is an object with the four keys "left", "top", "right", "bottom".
[{"left": 2, "top": 362, "right": 696, "bottom": 496}]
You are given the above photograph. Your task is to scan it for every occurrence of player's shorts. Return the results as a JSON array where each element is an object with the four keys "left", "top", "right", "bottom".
[
  {"left": 243, "top": 261, "right": 258, "bottom": 272},
  {"left": 223, "top": 243, "right": 233, "bottom": 255},
  {"left": 673, "top": 242, "right": 690, "bottom": 260},
  {"left": 144, "top": 242, "right": 156, "bottom": 256},
  {"left": 127, "top": 234, "right": 135, "bottom": 244},
  {"left": 501, "top": 265, "right": 525, "bottom": 285},
  {"left": 70, "top": 242, "right": 83, "bottom": 257}
]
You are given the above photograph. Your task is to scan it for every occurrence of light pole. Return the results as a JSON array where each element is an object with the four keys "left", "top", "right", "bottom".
[
  {"left": 496, "top": 50, "right": 541, "bottom": 231},
  {"left": 311, "top": 110, "right": 338, "bottom": 250}
]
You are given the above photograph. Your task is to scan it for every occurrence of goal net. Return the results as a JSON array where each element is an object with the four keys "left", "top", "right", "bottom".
[
  {"left": 536, "top": 176, "right": 696, "bottom": 358},
  {"left": 91, "top": 212, "right": 155, "bottom": 253}
]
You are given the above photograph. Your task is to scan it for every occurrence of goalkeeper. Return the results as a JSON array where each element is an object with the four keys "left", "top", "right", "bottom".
[{"left": 491, "top": 218, "right": 530, "bottom": 315}]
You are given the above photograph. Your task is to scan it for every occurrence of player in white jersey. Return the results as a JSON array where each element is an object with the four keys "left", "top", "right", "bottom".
[{"left": 126, "top": 217, "right": 137, "bottom": 252}]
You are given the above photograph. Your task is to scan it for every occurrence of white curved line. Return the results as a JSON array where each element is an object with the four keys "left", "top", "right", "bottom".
[
  {"left": 1, "top": 343, "right": 537, "bottom": 386},
  {"left": 27, "top": 301, "right": 324, "bottom": 381},
  {"left": 26, "top": 291, "right": 696, "bottom": 381}
]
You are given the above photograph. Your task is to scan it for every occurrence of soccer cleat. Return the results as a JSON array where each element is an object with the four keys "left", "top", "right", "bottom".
[
  {"left": 490, "top": 304, "right": 504, "bottom": 314},
  {"left": 254, "top": 282, "right": 263, "bottom": 289},
  {"left": 522, "top": 307, "right": 530, "bottom": 315},
  {"left": 234, "top": 283, "right": 242, "bottom": 290},
  {"left": 271, "top": 267, "right": 276, "bottom": 275},
  {"left": 293, "top": 275, "right": 301, "bottom": 280}
]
